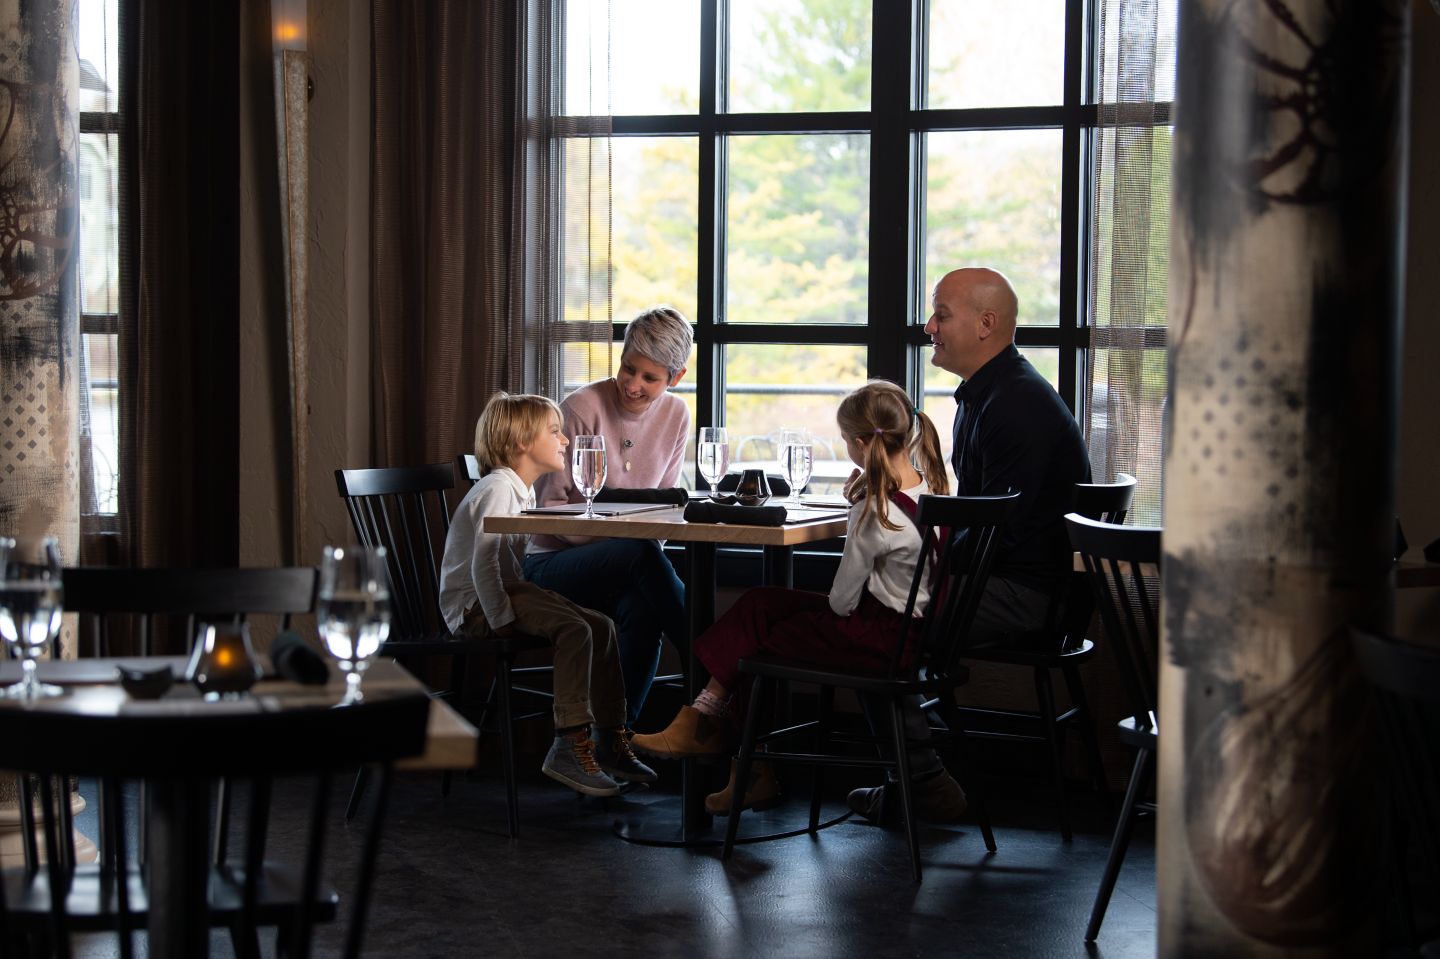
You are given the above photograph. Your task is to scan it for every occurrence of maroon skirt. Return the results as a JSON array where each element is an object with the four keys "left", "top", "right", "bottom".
[{"left": 695, "top": 586, "right": 917, "bottom": 698}]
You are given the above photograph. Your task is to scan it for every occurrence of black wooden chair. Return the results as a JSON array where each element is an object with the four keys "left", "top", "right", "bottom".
[
  {"left": 336, "top": 463, "right": 549, "bottom": 837},
  {"left": 721, "top": 492, "right": 1021, "bottom": 881},
  {"left": 952, "top": 473, "right": 1136, "bottom": 841},
  {"left": 1065, "top": 512, "right": 1161, "bottom": 943},
  {"left": 62, "top": 566, "right": 317, "bottom": 657},
  {"left": 1351, "top": 628, "right": 1440, "bottom": 954},
  {"left": 0, "top": 677, "right": 427, "bottom": 959}
]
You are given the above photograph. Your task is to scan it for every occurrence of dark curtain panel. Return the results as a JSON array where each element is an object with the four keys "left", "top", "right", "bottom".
[
  {"left": 117, "top": 0, "right": 241, "bottom": 569},
  {"left": 370, "top": 0, "right": 516, "bottom": 467}
]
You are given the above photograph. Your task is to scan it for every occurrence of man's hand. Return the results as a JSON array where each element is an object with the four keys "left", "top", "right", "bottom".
[
  {"left": 842, "top": 468, "right": 864, "bottom": 504},
  {"left": 493, "top": 621, "right": 518, "bottom": 637}
]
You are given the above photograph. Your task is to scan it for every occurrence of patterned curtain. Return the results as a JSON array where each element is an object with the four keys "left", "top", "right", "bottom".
[
  {"left": 0, "top": 0, "right": 80, "bottom": 564},
  {"left": 1085, "top": 0, "right": 1175, "bottom": 526}
]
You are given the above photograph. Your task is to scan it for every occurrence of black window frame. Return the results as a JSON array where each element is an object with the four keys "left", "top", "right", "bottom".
[{"left": 590, "top": 0, "right": 1102, "bottom": 428}]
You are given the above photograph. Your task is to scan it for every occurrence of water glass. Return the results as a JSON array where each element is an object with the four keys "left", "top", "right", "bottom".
[
  {"left": 778, "top": 428, "right": 813, "bottom": 503},
  {"left": 697, "top": 427, "right": 729, "bottom": 498},
  {"left": 572, "top": 435, "right": 607, "bottom": 519},
  {"left": 0, "top": 536, "right": 64, "bottom": 699},
  {"left": 317, "top": 545, "right": 392, "bottom": 704}
]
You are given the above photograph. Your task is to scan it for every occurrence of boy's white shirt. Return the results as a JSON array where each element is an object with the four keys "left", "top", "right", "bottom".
[
  {"left": 437, "top": 466, "right": 535, "bottom": 634},
  {"left": 828, "top": 477, "right": 932, "bottom": 618}
]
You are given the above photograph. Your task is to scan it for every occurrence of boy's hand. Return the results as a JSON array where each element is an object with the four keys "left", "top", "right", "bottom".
[{"left": 842, "top": 468, "right": 864, "bottom": 504}]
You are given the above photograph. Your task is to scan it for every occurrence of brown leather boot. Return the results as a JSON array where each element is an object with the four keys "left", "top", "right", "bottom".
[
  {"left": 630, "top": 705, "right": 734, "bottom": 758},
  {"left": 705, "top": 758, "right": 780, "bottom": 815}
]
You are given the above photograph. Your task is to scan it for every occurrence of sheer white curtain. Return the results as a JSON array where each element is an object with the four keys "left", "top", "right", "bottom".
[
  {"left": 511, "top": 0, "right": 614, "bottom": 399},
  {"left": 1085, "top": 0, "right": 1176, "bottom": 525}
]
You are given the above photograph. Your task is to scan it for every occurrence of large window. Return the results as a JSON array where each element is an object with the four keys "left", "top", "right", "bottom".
[
  {"left": 563, "top": 0, "right": 1173, "bottom": 501},
  {"left": 76, "top": 0, "right": 121, "bottom": 521}
]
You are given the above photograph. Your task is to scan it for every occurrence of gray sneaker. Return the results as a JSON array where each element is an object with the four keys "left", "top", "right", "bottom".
[
  {"left": 593, "top": 728, "right": 659, "bottom": 784},
  {"left": 542, "top": 730, "right": 622, "bottom": 797}
]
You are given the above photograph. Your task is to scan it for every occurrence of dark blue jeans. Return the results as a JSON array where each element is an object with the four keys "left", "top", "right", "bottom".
[{"left": 523, "top": 539, "right": 688, "bottom": 725}]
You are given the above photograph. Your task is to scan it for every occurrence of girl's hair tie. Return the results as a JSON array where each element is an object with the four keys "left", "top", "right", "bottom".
[{"left": 873, "top": 428, "right": 886, "bottom": 434}]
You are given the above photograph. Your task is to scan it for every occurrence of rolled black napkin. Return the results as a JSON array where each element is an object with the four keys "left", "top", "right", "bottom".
[
  {"left": 683, "top": 501, "right": 788, "bottom": 526},
  {"left": 1394, "top": 517, "right": 1408, "bottom": 563},
  {"left": 594, "top": 486, "right": 690, "bottom": 506},
  {"left": 1425, "top": 536, "right": 1440, "bottom": 565},
  {"left": 717, "top": 472, "right": 791, "bottom": 497},
  {"left": 271, "top": 629, "right": 330, "bottom": 685}
]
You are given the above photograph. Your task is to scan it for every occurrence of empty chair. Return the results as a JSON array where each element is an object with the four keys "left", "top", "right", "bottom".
[
  {"left": 1065, "top": 511, "right": 1161, "bottom": 943},
  {"left": 722, "top": 492, "right": 1020, "bottom": 881},
  {"left": 954, "top": 473, "right": 1137, "bottom": 841},
  {"left": 336, "top": 463, "right": 550, "bottom": 836},
  {"left": 62, "top": 566, "right": 317, "bottom": 657},
  {"left": 0, "top": 675, "right": 428, "bottom": 959}
]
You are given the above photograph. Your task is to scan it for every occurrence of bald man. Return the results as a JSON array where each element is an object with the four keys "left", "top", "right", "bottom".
[
  {"left": 849, "top": 267, "right": 1091, "bottom": 826},
  {"left": 928, "top": 267, "right": 1090, "bottom": 632}
]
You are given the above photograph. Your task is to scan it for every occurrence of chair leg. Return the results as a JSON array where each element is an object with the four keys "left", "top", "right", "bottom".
[
  {"left": 1085, "top": 746, "right": 1151, "bottom": 943},
  {"left": 936, "top": 708, "right": 998, "bottom": 854},
  {"left": 496, "top": 654, "right": 520, "bottom": 838},
  {"left": 1063, "top": 664, "right": 1107, "bottom": 795},
  {"left": 809, "top": 685, "right": 835, "bottom": 832},
  {"left": 345, "top": 766, "right": 372, "bottom": 822},
  {"left": 724, "top": 676, "right": 769, "bottom": 860},
  {"left": 1033, "top": 667, "right": 1072, "bottom": 841},
  {"left": 889, "top": 697, "right": 922, "bottom": 882}
]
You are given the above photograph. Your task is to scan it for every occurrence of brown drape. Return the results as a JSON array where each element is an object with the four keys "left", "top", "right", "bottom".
[
  {"left": 370, "top": 0, "right": 516, "bottom": 467},
  {"left": 118, "top": 0, "right": 241, "bottom": 569}
]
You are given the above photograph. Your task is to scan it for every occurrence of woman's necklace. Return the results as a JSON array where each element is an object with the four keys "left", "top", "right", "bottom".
[{"left": 621, "top": 438, "right": 633, "bottom": 472}]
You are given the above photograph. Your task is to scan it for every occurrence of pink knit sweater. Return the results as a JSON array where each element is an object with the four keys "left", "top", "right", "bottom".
[{"left": 528, "top": 378, "right": 690, "bottom": 553}]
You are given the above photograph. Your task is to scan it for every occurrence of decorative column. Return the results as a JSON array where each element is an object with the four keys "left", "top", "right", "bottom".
[
  {"left": 1162, "top": 1, "right": 1408, "bottom": 955},
  {"left": 0, "top": 0, "right": 85, "bottom": 866}
]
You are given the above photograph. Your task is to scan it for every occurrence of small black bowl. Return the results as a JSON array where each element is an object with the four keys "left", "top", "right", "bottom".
[{"left": 117, "top": 665, "right": 175, "bottom": 700}]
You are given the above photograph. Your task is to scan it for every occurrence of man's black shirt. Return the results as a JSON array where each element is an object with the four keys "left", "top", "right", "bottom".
[{"left": 952, "top": 344, "right": 1091, "bottom": 592}]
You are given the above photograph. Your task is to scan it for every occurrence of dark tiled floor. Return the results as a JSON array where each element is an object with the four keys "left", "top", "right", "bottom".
[{"left": 96, "top": 759, "right": 1155, "bottom": 959}]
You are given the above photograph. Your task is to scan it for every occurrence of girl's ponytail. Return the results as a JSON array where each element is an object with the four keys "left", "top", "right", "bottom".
[{"left": 837, "top": 380, "right": 928, "bottom": 532}]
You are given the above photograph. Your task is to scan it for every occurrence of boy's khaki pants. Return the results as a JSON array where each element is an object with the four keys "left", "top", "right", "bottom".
[{"left": 461, "top": 581, "right": 627, "bottom": 730}]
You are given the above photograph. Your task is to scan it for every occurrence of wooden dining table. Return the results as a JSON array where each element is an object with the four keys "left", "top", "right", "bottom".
[
  {"left": 485, "top": 500, "right": 850, "bottom": 843},
  {"left": 0, "top": 656, "right": 469, "bottom": 958}
]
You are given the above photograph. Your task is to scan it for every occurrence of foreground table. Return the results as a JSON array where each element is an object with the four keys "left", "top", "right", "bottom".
[
  {"left": 486, "top": 503, "right": 849, "bottom": 843},
  {"left": 0, "top": 656, "right": 438, "bottom": 958}
]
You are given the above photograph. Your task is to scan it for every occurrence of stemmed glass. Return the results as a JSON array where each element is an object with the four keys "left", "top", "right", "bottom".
[
  {"left": 572, "top": 435, "right": 607, "bottom": 519},
  {"left": 316, "top": 545, "right": 392, "bottom": 705},
  {"left": 697, "top": 427, "right": 729, "bottom": 499},
  {"left": 0, "top": 536, "right": 65, "bottom": 699},
  {"left": 778, "top": 428, "right": 813, "bottom": 505}
]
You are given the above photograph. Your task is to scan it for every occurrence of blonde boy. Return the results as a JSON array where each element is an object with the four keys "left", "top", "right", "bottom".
[{"left": 439, "top": 392, "right": 655, "bottom": 796}]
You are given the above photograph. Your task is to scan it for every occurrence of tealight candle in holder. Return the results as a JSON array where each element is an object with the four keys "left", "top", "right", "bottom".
[{"left": 188, "top": 622, "right": 263, "bottom": 698}]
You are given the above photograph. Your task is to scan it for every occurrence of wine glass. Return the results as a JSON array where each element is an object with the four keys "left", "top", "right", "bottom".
[
  {"left": 697, "top": 426, "right": 729, "bottom": 499},
  {"left": 0, "top": 536, "right": 65, "bottom": 699},
  {"left": 572, "top": 435, "right": 607, "bottom": 519},
  {"left": 778, "top": 428, "right": 813, "bottom": 505},
  {"left": 316, "top": 545, "right": 392, "bottom": 705}
]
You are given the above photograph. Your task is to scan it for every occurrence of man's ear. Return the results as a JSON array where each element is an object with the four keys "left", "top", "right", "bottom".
[
  {"left": 976, "top": 308, "right": 998, "bottom": 341},
  {"left": 668, "top": 365, "right": 688, "bottom": 388}
]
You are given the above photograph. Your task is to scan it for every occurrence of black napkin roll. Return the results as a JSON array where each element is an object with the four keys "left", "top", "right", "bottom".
[
  {"left": 683, "top": 501, "right": 788, "bottom": 527},
  {"left": 271, "top": 629, "right": 331, "bottom": 685},
  {"left": 717, "top": 472, "right": 791, "bottom": 497},
  {"left": 594, "top": 486, "right": 690, "bottom": 506}
]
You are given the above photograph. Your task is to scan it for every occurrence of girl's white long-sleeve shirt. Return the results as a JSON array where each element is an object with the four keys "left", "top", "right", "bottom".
[
  {"left": 828, "top": 478, "right": 933, "bottom": 618},
  {"left": 438, "top": 467, "right": 534, "bottom": 634}
]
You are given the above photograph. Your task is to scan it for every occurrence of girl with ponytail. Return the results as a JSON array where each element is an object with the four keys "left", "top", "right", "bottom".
[{"left": 630, "top": 380, "right": 951, "bottom": 815}]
